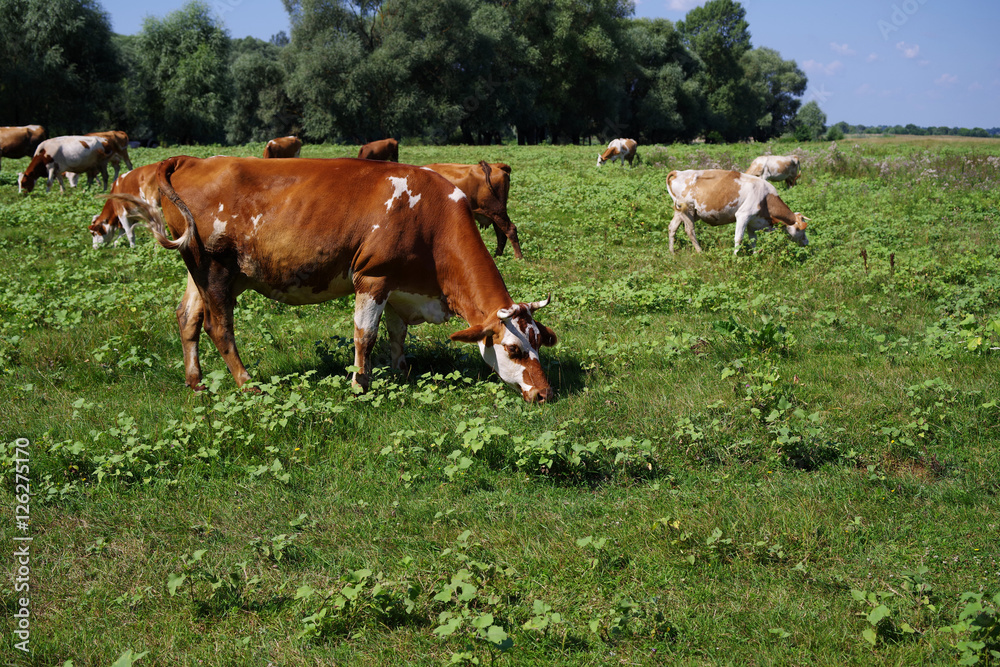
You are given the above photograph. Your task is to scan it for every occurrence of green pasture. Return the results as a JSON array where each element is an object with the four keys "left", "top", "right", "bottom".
[{"left": 2, "top": 138, "right": 999, "bottom": 666}]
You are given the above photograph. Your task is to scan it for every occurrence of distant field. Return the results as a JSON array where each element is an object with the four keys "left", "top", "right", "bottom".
[{"left": 2, "top": 138, "right": 999, "bottom": 666}]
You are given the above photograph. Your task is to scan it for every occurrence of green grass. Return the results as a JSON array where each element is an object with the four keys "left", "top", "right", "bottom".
[{"left": 2, "top": 138, "right": 1000, "bottom": 666}]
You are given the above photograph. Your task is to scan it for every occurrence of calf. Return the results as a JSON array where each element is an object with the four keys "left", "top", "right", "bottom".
[
  {"left": 263, "top": 136, "right": 302, "bottom": 158},
  {"left": 18, "top": 136, "right": 111, "bottom": 194},
  {"left": 358, "top": 138, "right": 398, "bottom": 161},
  {"left": 746, "top": 155, "right": 800, "bottom": 187},
  {"left": 424, "top": 161, "right": 523, "bottom": 259},
  {"left": 113, "top": 157, "right": 557, "bottom": 402},
  {"left": 89, "top": 163, "right": 160, "bottom": 248},
  {"left": 597, "top": 138, "right": 637, "bottom": 167},
  {"left": 666, "top": 169, "right": 809, "bottom": 254}
]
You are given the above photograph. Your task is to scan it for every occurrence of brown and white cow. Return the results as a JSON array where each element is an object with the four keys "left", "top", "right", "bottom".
[
  {"left": 358, "top": 138, "right": 399, "bottom": 162},
  {"left": 67, "top": 131, "right": 135, "bottom": 187},
  {"left": 424, "top": 161, "right": 523, "bottom": 259},
  {"left": 113, "top": 157, "right": 557, "bottom": 401},
  {"left": 746, "top": 155, "right": 801, "bottom": 187},
  {"left": 0, "top": 125, "right": 46, "bottom": 170},
  {"left": 18, "top": 135, "right": 111, "bottom": 194},
  {"left": 666, "top": 169, "right": 809, "bottom": 254},
  {"left": 89, "top": 163, "right": 160, "bottom": 248},
  {"left": 597, "top": 138, "right": 637, "bottom": 167},
  {"left": 263, "top": 136, "right": 302, "bottom": 158}
]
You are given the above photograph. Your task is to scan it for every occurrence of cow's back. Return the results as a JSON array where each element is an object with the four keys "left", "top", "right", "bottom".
[{"left": 162, "top": 157, "right": 482, "bottom": 301}]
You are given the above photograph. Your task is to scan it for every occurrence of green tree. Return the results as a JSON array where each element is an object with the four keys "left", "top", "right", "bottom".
[
  {"left": 623, "top": 18, "right": 706, "bottom": 143},
  {"left": 0, "top": 0, "right": 122, "bottom": 132},
  {"left": 792, "top": 100, "right": 826, "bottom": 141},
  {"left": 136, "top": 1, "right": 233, "bottom": 144},
  {"left": 741, "top": 47, "right": 806, "bottom": 141},
  {"left": 227, "top": 37, "right": 293, "bottom": 143},
  {"left": 677, "top": 0, "right": 753, "bottom": 140}
]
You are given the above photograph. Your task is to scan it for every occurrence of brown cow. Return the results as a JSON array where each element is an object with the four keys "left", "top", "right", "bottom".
[
  {"left": 597, "top": 138, "right": 637, "bottom": 167},
  {"left": 89, "top": 163, "right": 160, "bottom": 248},
  {"left": 746, "top": 155, "right": 801, "bottom": 188},
  {"left": 666, "top": 169, "right": 809, "bottom": 254},
  {"left": 18, "top": 135, "right": 111, "bottom": 194},
  {"left": 358, "top": 138, "right": 398, "bottom": 161},
  {"left": 424, "top": 161, "right": 523, "bottom": 259},
  {"left": 0, "top": 125, "right": 46, "bottom": 170},
  {"left": 114, "top": 157, "right": 557, "bottom": 402},
  {"left": 263, "top": 136, "right": 302, "bottom": 158}
]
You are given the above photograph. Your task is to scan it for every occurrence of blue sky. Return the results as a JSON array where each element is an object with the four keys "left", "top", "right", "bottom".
[{"left": 101, "top": 0, "right": 1000, "bottom": 129}]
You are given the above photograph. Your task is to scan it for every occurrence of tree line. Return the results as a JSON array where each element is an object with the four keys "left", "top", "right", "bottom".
[{"left": 1, "top": 0, "right": 819, "bottom": 146}]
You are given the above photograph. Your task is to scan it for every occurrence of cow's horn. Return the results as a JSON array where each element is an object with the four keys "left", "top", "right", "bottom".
[
  {"left": 497, "top": 306, "right": 517, "bottom": 320},
  {"left": 527, "top": 295, "right": 552, "bottom": 312}
]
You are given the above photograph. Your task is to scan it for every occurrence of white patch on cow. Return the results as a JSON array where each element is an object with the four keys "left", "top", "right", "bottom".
[
  {"left": 218, "top": 203, "right": 224, "bottom": 213},
  {"left": 372, "top": 224, "right": 380, "bottom": 231},
  {"left": 477, "top": 313, "right": 543, "bottom": 396},
  {"left": 384, "top": 176, "right": 421, "bottom": 211},
  {"left": 387, "top": 291, "right": 452, "bottom": 325},
  {"left": 208, "top": 216, "right": 227, "bottom": 246},
  {"left": 449, "top": 187, "right": 466, "bottom": 202},
  {"left": 354, "top": 293, "right": 386, "bottom": 334}
]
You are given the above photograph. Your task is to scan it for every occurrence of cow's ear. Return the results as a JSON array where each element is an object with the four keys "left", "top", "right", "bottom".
[
  {"left": 538, "top": 324, "right": 558, "bottom": 348},
  {"left": 450, "top": 324, "right": 494, "bottom": 343}
]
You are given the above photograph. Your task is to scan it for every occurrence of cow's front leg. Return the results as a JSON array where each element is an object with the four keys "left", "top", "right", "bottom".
[
  {"left": 382, "top": 305, "right": 409, "bottom": 375},
  {"left": 176, "top": 274, "right": 206, "bottom": 390},
  {"left": 352, "top": 292, "right": 387, "bottom": 392}
]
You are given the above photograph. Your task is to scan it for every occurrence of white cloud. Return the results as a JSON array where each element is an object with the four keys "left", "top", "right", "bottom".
[
  {"left": 831, "top": 42, "right": 856, "bottom": 56},
  {"left": 968, "top": 81, "right": 983, "bottom": 92},
  {"left": 896, "top": 42, "right": 920, "bottom": 59},
  {"left": 802, "top": 59, "right": 844, "bottom": 76},
  {"left": 935, "top": 73, "right": 958, "bottom": 85},
  {"left": 867, "top": 53, "right": 879, "bottom": 63}
]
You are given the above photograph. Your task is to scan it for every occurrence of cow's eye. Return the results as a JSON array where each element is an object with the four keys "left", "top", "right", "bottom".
[{"left": 504, "top": 344, "right": 525, "bottom": 360}]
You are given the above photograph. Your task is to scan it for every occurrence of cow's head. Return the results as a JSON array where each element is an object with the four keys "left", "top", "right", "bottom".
[
  {"left": 784, "top": 214, "right": 810, "bottom": 246},
  {"left": 17, "top": 153, "right": 48, "bottom": 194},
  {"left": 451, "top": 296, "right": 558, "bottom": 402}
]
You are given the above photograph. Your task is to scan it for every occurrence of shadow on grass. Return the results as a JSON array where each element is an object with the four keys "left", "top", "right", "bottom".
[{"left": 264, "top": 334, "right": 588, "bottom": 403}]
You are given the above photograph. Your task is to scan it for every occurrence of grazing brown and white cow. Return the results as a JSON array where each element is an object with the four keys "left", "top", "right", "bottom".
[
  {"left": 0, "top": 125, "right": 46, "bottom": 170},
  {"left": 424, "top": 161, "right": 523, "bottom": 259},
  {"left": 358, "top": 138, "right": 398, "bottom": 161},
  {"left": 746, "top": 155, "right": 801, "bottom": 187},
  {"left": 666, "top": 169, "right": 809, "bottom": 254},
  {"left": 597, "top": 138, "right": 637, "bottom": 167},
  {"left": 114, "top": 157, "right": 557, "bottom": 401},
  {"left": 18, "top": 135, "right": 111, "bottom": 194},
  {"left": 89, "top": 163, "right": 160, "bottom": 248},
  {"left": 263, "top": 136, "right": 302, "bottom": 158},
  {"left": 67, "top": 131, "right": 135, "bottom": 187}
]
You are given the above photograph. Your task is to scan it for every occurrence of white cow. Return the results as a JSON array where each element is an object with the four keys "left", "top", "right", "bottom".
[
  {"left": 666, "top": 169, "right": 809, "bottom": 254},
  {"left": 597, "top": 138, "right": 638, "bottom": 167},
  {"left": 746, "top": 155, "right": 801, "bottom": 187},
  {"left": 18, "top": 136, "right": 111, "bottom": 194}
]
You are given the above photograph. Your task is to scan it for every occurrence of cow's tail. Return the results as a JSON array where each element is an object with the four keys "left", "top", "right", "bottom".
[
  {"left": 103, "top": 157, "right": 193, "bottom": 250},
  {"left": 665, "top": 170, "right": 686, "bottom": 212},
  {"left": 478, "top": 161, "right": 501, "bottom": 201}
]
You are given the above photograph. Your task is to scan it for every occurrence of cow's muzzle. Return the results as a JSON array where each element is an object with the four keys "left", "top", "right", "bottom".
[{"left": 523, "top": 386, "right": 554, "bottom": 403}]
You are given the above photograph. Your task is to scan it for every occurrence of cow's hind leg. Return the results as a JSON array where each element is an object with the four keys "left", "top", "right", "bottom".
[
  {"left": 383, "top": 305, "right": 409, "bottom": 375},
  {"left": 198, "top": 271, "right": 252, "bottom": 388},
  {"left": 351, "top": 289, "right": 388, "bottom": 393},
  {"left": 177, "top": 274, "right": 207, "bottom": 389},
  {"left": 668, "top": 211, "right": 702, "bottom": 253}
]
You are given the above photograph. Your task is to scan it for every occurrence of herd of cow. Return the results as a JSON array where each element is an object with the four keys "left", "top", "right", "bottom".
[{"left": 0, "top": 125, "right": 810, "bottom": 403}]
